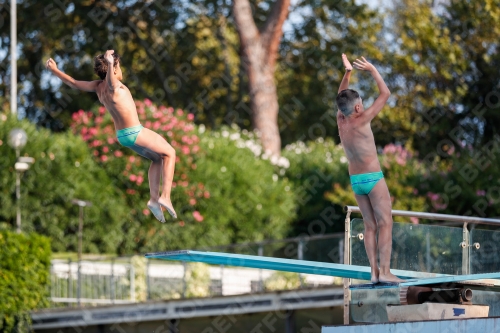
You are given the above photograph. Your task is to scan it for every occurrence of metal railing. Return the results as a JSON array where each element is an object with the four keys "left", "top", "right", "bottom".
[
  {"left": 49, "top": 233, "right": 345, "bottom": 306},
  {"left": 50, "top": 259, "right": 135, "bottom": 305},
  {"left": 342, "top": 206, "right": 500, "bottom": 325}
]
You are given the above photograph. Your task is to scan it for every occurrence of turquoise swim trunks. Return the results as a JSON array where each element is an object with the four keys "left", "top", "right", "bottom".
[
  {"left": 116, "top": 125, "right": 143, "bottom": 147},
  {"left": 350, "top": 171, "right": 384, "bottom": 195}
]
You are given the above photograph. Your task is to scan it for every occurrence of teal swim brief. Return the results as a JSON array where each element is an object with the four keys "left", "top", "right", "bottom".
[
  {"left": 116, "top": 125, "right": 143, "bottom": 147},
  {"left": 350, "top": 171, "right": 384, "bottom": 195}
]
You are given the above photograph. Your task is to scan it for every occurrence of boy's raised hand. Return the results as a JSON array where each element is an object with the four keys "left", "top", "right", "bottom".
[
  {"left": 45, "top": 58, "right": 57, "bottom": 72},
  {"left": 342, "top": 53, "right": 353, "bottom": 72},
  {"left": 104, "top": 50, "right": 115, "bottom": 65},
  {"left": 353, "top": 56, "right": 375, "bottom": 72}
]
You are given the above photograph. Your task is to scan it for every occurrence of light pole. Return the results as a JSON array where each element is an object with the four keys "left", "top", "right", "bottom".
[
  {"left": 10, "top": 0, "right": 17, "bottom": 115},
  {"left": 71, "top": 199, "right": 92, "bottom": 306},
  {"left": 8, "top": 129, "right": 34, "bottom": 233}
]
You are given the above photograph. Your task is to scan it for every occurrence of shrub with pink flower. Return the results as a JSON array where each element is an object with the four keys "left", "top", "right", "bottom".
[
  {"left": 382, "top": 143, "right": 412, "bottom": 167},
  {"left": 71, "top": 101, "right": 207, "bottom": 238}
]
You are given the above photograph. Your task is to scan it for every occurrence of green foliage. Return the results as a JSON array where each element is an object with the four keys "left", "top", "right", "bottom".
[
  {"left": 277, "top": 0, "right": 385, "bottom": 146},
  {"left": 0, "top": 231, "right": 51, "bottom": 333},
  {"left": 131, "top": 256, "right": 148, "bottom": 302},
  {"left": 264, "top": 271, "right": 302, "bottom": 291},
  {"left": 385, "top": 0, "right": 500, "bottom": 154},
  {"left": 283, "top": 139, "right": 349, "bottom": 235},
  {"left": 0, "top": 115, "right": 128, "bottom": 253},
  {"left": 189, "top": 126, "right": 297, "bottom": 245},
  {"left": 184, "top": 263, "right": 211, "bottom": 298},
  {"left": 70, "top": 101, "right": 205, "bottom": 253},
  {"left": 71, "top": 102, "right": 296, "bottom": 252}
]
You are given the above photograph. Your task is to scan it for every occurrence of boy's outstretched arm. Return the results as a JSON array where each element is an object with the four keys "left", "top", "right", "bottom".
[
  {"left": 104, "top": 50, "right": 122, "bottom": 92},
  {"left": 338, "top": 53, "right": 353, "bottom": 93},
  {"left": 353, "top": 56, "right": 390, "bottom": 121},
  {"left": 45, "top": 58, "right": 100, "bottom": 92}
]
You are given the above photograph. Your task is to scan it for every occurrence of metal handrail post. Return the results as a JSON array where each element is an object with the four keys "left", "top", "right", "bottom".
[
  {"left": 462, "top": 223, "right": 470, "bottom": 275},
  {"left": 343, "top": 208, "right": 352, "bottom": 325}
]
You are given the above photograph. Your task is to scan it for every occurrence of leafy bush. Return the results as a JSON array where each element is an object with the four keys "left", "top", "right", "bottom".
[
  {"left": 71, "top": 102, "right": 296, "bottom": 252},
  {"left": 0, "top": 115, "right": 128, "bottom": 253},
  {"left": 0, "top": 231, "right": 51, "bottom": 333},
  {"left": 264, "top": 271, "right": 302, "bottom": 291},
  {"left": 71, "top": 100, "right": 206, "bottom": 253},
  {"left": 283, "top": 139, "right": 350, "bottom": 235},
  {"left": 189, "top": 126, "right": 297, "bottom": 246}
]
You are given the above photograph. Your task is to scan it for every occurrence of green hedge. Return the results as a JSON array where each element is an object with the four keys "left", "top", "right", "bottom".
[
  {"left": 283, "top": 139, "right": 350, "bottom": 236},
  {"left": 0, "top": 115, "right": 128, "bottom": 254},
  {"left": 189, "top": 126, "right": 297, "bottom": 246},
  {"left": 0, "top": 231, "right": 51, "bottom": 333}
]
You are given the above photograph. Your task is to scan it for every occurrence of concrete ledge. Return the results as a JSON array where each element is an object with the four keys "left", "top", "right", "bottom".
[
  {"left": 323, "top": 316, "right": 500, "bottom": 333},
  {"left": 32, "top": 287, "right": 343, "bottom": 330}
]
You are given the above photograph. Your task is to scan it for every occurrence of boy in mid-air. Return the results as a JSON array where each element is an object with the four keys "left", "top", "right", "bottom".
[
  {"left": 46, "top": 50, "right": 177, "bottom": 223},
  {"left": 336, "top": 54, "right": 402, "bottom": 283}
]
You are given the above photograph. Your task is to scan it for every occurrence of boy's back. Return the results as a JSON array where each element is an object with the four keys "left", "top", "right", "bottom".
[{"left": 337, "top": 112, "right": 380, "bottom": 174}]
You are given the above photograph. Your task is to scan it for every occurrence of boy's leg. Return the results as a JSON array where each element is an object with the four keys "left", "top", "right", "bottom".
[
  {"left": 354, "top": 194, "right": 379, "bottom": 283},
  {"left": 127, "top": 143, "right": 165, "bottom": 222},
  {"left": 368, "top": 178, "right": 403, "bottom": 282},
  {"left": 133, "top": 128, "right": 177, "bottom": 218}
]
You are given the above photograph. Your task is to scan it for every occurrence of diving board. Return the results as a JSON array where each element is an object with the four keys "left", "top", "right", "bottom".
[
  {"left": 145, "top": 250, "right": 446, "bottom": 281},
  {"left": 350, "top": 272, "right": 500, "bottom": 292}
]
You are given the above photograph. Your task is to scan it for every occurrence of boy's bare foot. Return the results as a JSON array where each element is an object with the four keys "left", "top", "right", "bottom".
[
  {"left": 158, "top": 198, "right": 177, "bottom": 219},
  {"left": 379, "top": 271, "right": 405, "bottom": 283},
  {"left": 371, "top": 267, "right": 379, "bottom": 284},
  {"left": 147, "top": 200, "right": 166, "bottom": 223}
]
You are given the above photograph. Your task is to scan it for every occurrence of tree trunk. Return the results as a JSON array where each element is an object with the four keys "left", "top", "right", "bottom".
[{"left": 233, "top": 0, "right": 290, "bottom": 157}]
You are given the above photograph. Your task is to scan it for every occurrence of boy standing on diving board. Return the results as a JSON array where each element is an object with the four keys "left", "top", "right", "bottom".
[
  {"left": 46, "top": 50, "right": 177, "bottom": 223},
  {"left": 336, "top": 54, "right": 402, "bottom": 283}
]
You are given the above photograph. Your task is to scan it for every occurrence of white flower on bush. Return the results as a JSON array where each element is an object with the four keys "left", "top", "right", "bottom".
[
  {"left": 270, "top": 155, "right": 279, "bottom": 165},
  {"left": 222, "top": 130, "right": 229, "bottom": 138},
  {"left": 229, "top": 132, "right": 240, "bottom": 140},
  {"left": 340, "top": 156, "right": 348, "bottom": 164},
  {"left": 276, "top": 156, "right": 290, "bottom": 168}
]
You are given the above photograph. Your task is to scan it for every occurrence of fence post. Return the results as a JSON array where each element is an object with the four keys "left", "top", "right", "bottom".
[
  {"left": 182, "top": 261, "right": 187, "bottom": 298},
  {"left": 130, "top": 258, "right": 135, "bottom": 302},
  {"left": 258, "top": 245, "right": 263, "bottom": 291},
  {"left": 77, "top": 257, "right": 81, "bottom": 306},
  {"left": 68, "top": 258, "right": 72, "bottom": 301},
  {"left": 147, "top": 259, "right": 151, "bottom": 300},
  {"left": 298, "top": 239, "right": 304, "bottom": 288},
  {"left": 111, "top": 258, "right": 115, "bottom": 303}
]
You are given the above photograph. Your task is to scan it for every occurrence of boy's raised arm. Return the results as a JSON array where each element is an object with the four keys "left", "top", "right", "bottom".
[
  {"left": 104, "top": 50, "right": 122, "bottom": 92},
  {"left": 338, "top": 53, "right": 353, "bottom": 93},
  {"left": 353, "top": 56, "right": 390, "bottom": 121},
  {"left": 45, "top": 58, "right": 100, "bottom": 92}
]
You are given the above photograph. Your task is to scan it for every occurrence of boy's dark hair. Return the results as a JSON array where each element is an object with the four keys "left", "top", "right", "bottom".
[
  {"left": 94, "top": 53, "right": 121, "bottom": 80},
  {"left": 336, "top": 89, "right": 360, "bottom": 116}
]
